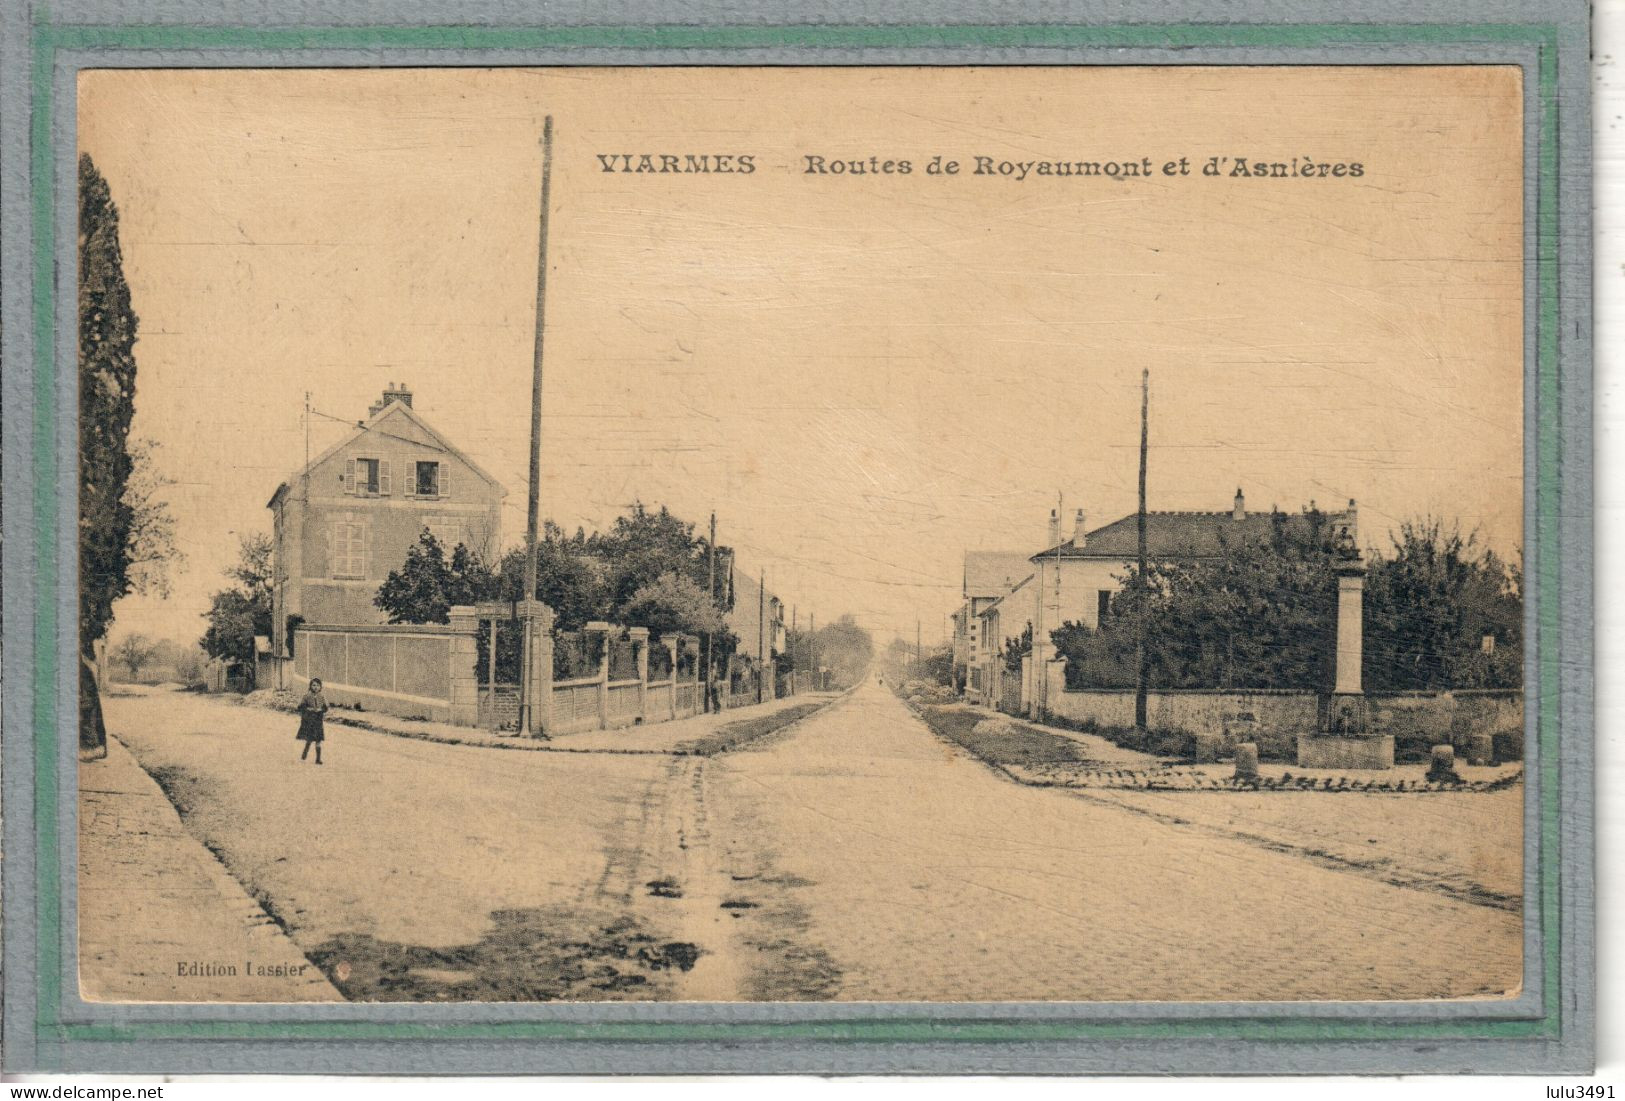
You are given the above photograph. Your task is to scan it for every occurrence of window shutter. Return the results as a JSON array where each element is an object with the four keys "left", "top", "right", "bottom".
[
  {"left": 439, "top": 464, "right": 450, "bottom": 499},
  {"left": 378, "top": 460, "right": 392, "bottom": 496},
  {"left": 344, "top": 459, "right": 356, "bottom": 495},
  {"left": 362, "top": 522, "right": 372, "bottom": 578}
]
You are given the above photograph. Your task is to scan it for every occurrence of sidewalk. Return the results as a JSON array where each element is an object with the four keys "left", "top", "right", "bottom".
[
  {"left": 247, "top": 687, "right": 844, "bottom": 755},
  {"left": 951, "top": 700, "right": 1523, "bottom": 790},
  {"left": 921, "top": 700, "right": 1525, "bottom": 911},
  {"left": 77, "top": 737, "right": 343, "bottom": 1002}
]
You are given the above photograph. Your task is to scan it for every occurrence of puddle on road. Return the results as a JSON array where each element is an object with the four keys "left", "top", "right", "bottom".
[
  {"left": 308, "top": 906, "right": 701, "bottom": 1002},
  {"left": 646, "top": 877, "right": 684, "bottom": 898}
]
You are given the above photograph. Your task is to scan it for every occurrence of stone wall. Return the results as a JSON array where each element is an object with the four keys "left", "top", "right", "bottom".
[
  {"left": 294, "top": 621, "right": 466, "bottom": 724},
  {"left": 1040, "top": 663, "right": 1523, "bottom": 760},
  {"left": 479, "top": 685, "right": 521, "bottom": 729}
]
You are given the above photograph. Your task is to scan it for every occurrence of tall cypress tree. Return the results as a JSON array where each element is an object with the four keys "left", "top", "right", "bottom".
[{"left": 78, "top": 153, "right": 139, "bottom": 751}]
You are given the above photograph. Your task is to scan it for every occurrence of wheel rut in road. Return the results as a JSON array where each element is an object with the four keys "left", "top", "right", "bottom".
[{"left": 606, "top": 745, "right": 842, "bottom": 1000}]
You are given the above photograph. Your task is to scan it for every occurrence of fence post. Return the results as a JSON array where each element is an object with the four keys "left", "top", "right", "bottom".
[
  {"left": 448, "top": 606, "right": 480, "bottom": 727},
  {"left": 585, "top": 621, "right": 612, "bottom": 730},
  {"left": 684, "top": 637, "right": 702, "bottom": 716},
  {"left": 628, "top": 626, "right": 651, "bottom": 724},
  {"left": 665, "top": 637, "right": 681, "bottom": 719},
  {"left": 486, "top": 616, "right": 499, "bottom": 730},
  {"left": 522, "top": 601, "right": 556, "bottom": 737}
]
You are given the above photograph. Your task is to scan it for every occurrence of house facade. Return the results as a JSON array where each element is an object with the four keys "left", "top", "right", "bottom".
[
  {"left": 267, "top": 383, "right": 506, "bottom": 671},
  {"left": 968, "top": 572, "right": 1032, "bottom": 708},
  {"left": 727, "top": 564, "right": 787, "bottom": 669},
  {"left": 951, "top": 550, "right": 1033, "bottom": 698}
]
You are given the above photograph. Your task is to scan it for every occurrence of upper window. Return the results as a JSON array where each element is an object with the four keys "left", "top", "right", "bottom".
[
  {"left": 416, "top": 461, "right": 441, "bottom": 497},
  {"left": 345, "top": 457, "right": 390, "bottom": 497}
]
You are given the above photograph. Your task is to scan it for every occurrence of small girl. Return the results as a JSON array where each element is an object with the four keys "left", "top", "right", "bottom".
[{"left": 296, "top": 678, "right": 328, "bottom": 765}]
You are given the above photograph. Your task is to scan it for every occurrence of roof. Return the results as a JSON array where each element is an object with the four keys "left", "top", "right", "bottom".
[
  {"left": 964, "top": 551, "right": 1033, "bottom": 598},
  {"left": 1031, "top": 510, "right": 1313, "bottom": 561},
  {"left": 977, "top": 572, "right": 1033, "bottom": 618},
  {"left": 267, "top": 398, "right": 507, "bottom": 509}
]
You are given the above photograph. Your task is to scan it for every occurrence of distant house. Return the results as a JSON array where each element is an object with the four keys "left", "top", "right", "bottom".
[
  {"left": 969, "top": 572, "right": 1033, "bottom": 708},
  {"left": 951, "top": 551, "right": 1032, "bottom": 696},
  {"left": 266, "top": 383, "right": 506, "bottom": 669},
  {"left": 727, "top": 563, "right": 786, "bottom": 670}
]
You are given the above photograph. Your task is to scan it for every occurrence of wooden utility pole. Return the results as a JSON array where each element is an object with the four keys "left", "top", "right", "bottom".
[
  {"left": 758, "top": 572, "right": 767, "bottom": 703},
  {"left": 1044, "top": 491, "right": 1061, "bottom": 718},
  {"left": 705, "top": 511, "right": 716, "bottom": 711},
  {"left": 517, "top": 116, "right": 554, "bottom": 737},
  {"left": 810, "top": 612, "right": 817, "bottom": 689},
  {"left": 1135, "top": 368, "right": 1150, "bottom": 731}
]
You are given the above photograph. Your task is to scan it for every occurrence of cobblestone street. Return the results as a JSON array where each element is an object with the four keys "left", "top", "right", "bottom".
[{"left": 93, "top": 681, "right": 1522, "bottom": 1003}]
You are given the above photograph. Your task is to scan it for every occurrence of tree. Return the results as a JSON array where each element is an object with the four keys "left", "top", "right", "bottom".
[
  {"left": 808, "top": 614, "right": 873, "bottom": 688},
  {"left": 1052, "top": 510, "right": 1525, "bottom": 693},
  {"left": 493, "top": 524, "right": 604, "bottom": 631},
  {"left": 122, "top": 438, "right": 185, "bottom": 598},
  {"left": 375, "top": 530, "right": 497, "bottom": 625},
  {"left": 620, "top": 571, "right": 726, "bottom": 640},
  {"left": 1364, "top": 520, "right": 1522, "bottom": 690},
  {"left": 1055, "top": 508, "right": 1340, "bottom": 690},
  {"left": 586, "top": 502, "right": 717, "bottom": 618},
  {"left": 111, "top": 633, "right": 157, "bottom": 681},
  {"left": 79, "top": 153, "right": 140, "bottom": 750},
  {"left": 1002, "top": 622, "right": 1032, "bottom": 674},
  {"left": 172, "top": 646, "right": 207, "bottom": 686},
  {"left": 201, "top": 534, "right": 275, "bottom": 673}
]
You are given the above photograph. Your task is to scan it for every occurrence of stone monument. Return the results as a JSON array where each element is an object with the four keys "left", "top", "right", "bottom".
[{"left": 1296, "top": 500, "right": 1395, "bottom": 769}]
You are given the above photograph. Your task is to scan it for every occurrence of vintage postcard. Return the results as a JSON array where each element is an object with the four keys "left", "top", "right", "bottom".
[
  {"left": 1, "top": 5, "right": 1594, "bottom": 1073},
  {"left": 71, "top": 63, "right": 1529, "bottom": 1005}
]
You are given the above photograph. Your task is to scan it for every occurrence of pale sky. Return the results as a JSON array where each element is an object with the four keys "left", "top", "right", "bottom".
[{"left": 79, "top": 66, "right": 1525, "bottom": 649}]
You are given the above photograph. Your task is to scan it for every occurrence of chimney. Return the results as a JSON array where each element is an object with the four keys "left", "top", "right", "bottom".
[
  {"left": 1047, "top": 508, "right": 1060, "bottom": 549},
  {"left": 367, "top": 381, "right": 414, "bottom": 419},
  {"left": 1072, "top": 508, "right": 1087, "bottom": 548},
  {"left": 1232, "top": 487, "right": 1245, "bottom": 521}
]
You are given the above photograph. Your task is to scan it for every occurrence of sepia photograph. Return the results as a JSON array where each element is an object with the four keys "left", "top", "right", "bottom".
[{"left": 74, "top": 64, "right": 1528, "bottom": 1005}]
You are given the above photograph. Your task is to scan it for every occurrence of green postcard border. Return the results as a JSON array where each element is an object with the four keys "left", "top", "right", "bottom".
[{"left": 28, "top": 19, "right": 1565, "bottom": 1052}]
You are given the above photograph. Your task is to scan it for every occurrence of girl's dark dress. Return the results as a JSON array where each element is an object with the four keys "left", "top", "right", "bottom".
[{"left": 296, "top": 692, "right": 328, "bottom": 743}]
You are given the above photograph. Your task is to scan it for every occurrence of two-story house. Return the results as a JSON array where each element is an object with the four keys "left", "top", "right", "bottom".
[{"left": 266, "top": 383, "right": 506, "bottom": 666}]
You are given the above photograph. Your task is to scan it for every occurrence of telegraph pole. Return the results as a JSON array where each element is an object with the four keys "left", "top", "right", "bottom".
[
  {"left": 810, "top": 612, "right": 817, "bottom": 689},
  {"left": 1043, "top": 490, "right": 1061, "bottom": 718},
  {"left": 517, "top": 116, "right": 554, "bottom": 737},
  {"left": 758, "top": 572, "right": 767, "bottom": 703},
  {"left": 706, "top": 511, "right": 716, "bottom": 711},
  {"left": 1135, "top": 368, "right": 1150, "bottom": 732}
]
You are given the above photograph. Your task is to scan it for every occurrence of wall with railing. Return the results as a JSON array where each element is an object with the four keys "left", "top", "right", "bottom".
[{"left": 297, "top": 610, "right": 796, "bottom": 737}]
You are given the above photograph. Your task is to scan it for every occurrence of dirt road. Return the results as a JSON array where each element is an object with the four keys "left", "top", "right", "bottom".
[{"left": 98, "top": 681, "right": 1521, "bottom": 1002}]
